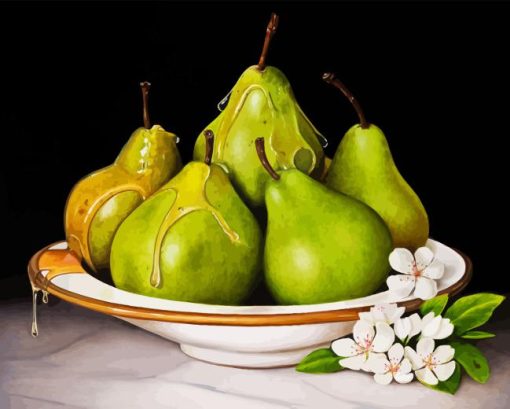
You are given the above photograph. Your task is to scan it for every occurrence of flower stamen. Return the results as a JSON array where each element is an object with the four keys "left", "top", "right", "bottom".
[{"left": 411, "top": 261, "right": 422, "bottom": 277}]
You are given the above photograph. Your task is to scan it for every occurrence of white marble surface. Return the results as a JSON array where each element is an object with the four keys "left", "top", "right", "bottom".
[{"left": 1, "top": 298, "right": 509, "bottom": 409}]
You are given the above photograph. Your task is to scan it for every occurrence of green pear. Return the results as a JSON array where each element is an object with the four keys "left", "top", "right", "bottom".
[
  {"left": 65, "top": 82, "right": 182, "bottom": 272},
  {"left": 110, "top": 131, "right": 263, "bottom": 305},
  {"left": 323, "top": 73, "right": 429, "bottom": 250},
  {"left": 256, "top": 138, "right": 392, "bottom": 305},
  {"left": 193, "top": 13, "right": 326, "bottom": 207}
]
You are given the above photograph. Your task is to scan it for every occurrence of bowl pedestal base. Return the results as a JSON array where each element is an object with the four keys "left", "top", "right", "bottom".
[{"left": 180, "top": 343, "right": 329, "bottom": 369}]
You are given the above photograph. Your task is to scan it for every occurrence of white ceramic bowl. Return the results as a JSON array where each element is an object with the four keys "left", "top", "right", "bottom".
[{"left": 28, "top": 239, "right": 471, "bottom": 368}]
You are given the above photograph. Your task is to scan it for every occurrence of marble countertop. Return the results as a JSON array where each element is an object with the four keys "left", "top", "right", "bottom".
[{"left": 1, "top": 297, "right": 509, "bottom": 409}]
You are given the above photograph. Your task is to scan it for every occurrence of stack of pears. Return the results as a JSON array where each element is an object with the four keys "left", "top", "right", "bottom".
[{"left": 64, "top": 14, "right": 430, "bottom": 306}]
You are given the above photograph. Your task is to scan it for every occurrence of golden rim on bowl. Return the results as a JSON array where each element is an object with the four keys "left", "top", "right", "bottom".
[{"left": 28, "top": 242, "right": 472, "bottom": 326}]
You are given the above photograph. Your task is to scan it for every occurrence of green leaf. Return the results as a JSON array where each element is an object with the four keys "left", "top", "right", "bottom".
[
  {"left": 418, "top": 362, "right": 461, "bottom": 395},
  {"left": 461, "top": 331, "right": 496, "bottom": 340},
  {"left": 444, "top": 293, "right": 505, "bottom": 335},
  {"left": 451, "top": 341, "right": 490, "bottom": 383},
  {"left": 296, "top": 348, "right": 344, "bottom": 374},
  {"left": 420, "top": 294, "right": 449, "bottom": 316}
]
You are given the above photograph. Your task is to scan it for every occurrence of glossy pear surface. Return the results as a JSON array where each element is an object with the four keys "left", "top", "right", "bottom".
[
  {"left": 264, "top": 169, "right": 392, "bottom": 305},
  {"left": 65, "top": 125, "right": 182, "bottom": 271},
  {"left": 326, "top": 124, "right": 429, "bottom": 249},
  {"left": 110, "top": 162, "right": 263, "bottom": 305},
  {"left": 194, "top": 66, "right": 325, "bottom": 207}
]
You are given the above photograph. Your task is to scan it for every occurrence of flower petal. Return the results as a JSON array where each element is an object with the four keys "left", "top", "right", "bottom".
[
  {"left": 363, "top": 352, "right": 387, "bottom": 372},
  {"left": 422, "top": 259, "right": 444, "bottom": 280},
  {"left": 370, "top": 306, "right": 387, "bottom": 324},
  {"left": 414, "top": 277, "right": 438, "bottom": 300},
  {"left": 434, "top": 318, "right": 454, "bottom": 340},
  {"left": 340, "top": 354, "right": 366, "bottom": 371},
  {"left": 389, "top": 306, "right": 406, "bottom": 324},
  {"left": 432, "top": 345, "right": 455, "bottom": 364},
  {"left": 353, "top": 320, "right": 375, "bottom": 345},
  {"left": 394, "top": 371, "right": 414, "bottom": 384},
  {"left": 358, "top": 312, "right": 374, "bottom": 325},
  {"left": 389, "top": 248, "right": 415, "bottom": 274},
  {"left": 415, "top": 368, "right": 438, "bottom": 385},
  {"left": 416, "top": 337, "right": 435, "bottom": 358},
  {"left": 372, "top": 322, "right": 395, "bottom": 353},
  {"left": 331, "top": 338, "right": 359, "bottom": 357},
  {"left": 409, "top": 313, "right": 423, "bottom": 338},
  {"left": 369, "top": 357, "right": 390, "bottom": 374},
  {"left": 422, "top": 315, "right": 442, "bottom": 338},
  {"left": 374, "top": 372, "right": 393, "bottom": 385},
  {"left": 404, "top": 346, "right": 423, "bottom": 370},
  {"left": 420, "top": 312, "right": 435, "bottom": 327},
  {"left": 398, "top": 358, "right": 412, "bottom": 375},
  {"left": 415, "top": 247, "right": 434, "bottom": 270},
  {"left": 433, "top": 361, "right": 456, "bottom": 382},
  {"left": 388, "top": 343, "right": 404, "bottom": 363},
  {"left": 387, "top": 275, "right": 415, "bottom": 299},
  {"left": 394, "top": 317, "right": 411, "bottom": 342}
]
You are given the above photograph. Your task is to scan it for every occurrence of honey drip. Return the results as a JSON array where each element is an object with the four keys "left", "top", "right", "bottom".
[
  {"left": 29, "top": 246, "right": 87, "bottom": 337},
  {"left": 150, "top": 165, "right": 240, "bottom": 288},
  {"left": 31, "top": 283, "right": 40, "bottom": 337}
]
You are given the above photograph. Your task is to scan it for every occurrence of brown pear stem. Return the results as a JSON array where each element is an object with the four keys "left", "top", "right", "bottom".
[
  {"left": 203, "top": 129, "right": 214, "bottom": 165},
  {"left": 255, "top": 138, "right": 280, "bottom": 180},
  {"left": 257, "top": 13, "right": 279, "bottom": 70},
  {"left": 322, "top": 72, "right": 369, "bottom": 129},
  {"left": 140, "top": 81, "right": 151, "bottom": 129}
]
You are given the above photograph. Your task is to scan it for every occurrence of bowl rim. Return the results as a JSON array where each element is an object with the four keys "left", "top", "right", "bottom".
[{"left": 28, "top": 241, "right": 472, "bottom": 326}]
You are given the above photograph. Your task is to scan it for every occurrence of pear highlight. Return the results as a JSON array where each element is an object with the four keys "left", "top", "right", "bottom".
[
  {"left": 256, "top": 138, "right": 392, "bottom": 305},
  {"left": 110, "top": 131, "right": 263, "bottom": 305},
  {"left": 323, "top": 73, "right": 429, "bottom": 250},
  {"left": 193, "top": 13, "right": 326, "bottom": 207},
  {"left": 64, "top": 82, "right": 182, "bottom": 272}
]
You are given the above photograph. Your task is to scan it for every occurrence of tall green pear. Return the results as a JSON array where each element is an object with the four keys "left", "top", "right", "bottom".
[
  {"left": 256, "top": 138, "right": 392, "bottom": 305},
  {"left": 65, "top": 82, "right": 182, "bottom": 272},
  {"left": 193, "top": 13, "right": 326, "bottom": 207},
  {"left": 110, "top": 131, "right": 263, "bottom": 305},
  {"left": 323, "top": 73, "right": 429, "bottom": 250}
]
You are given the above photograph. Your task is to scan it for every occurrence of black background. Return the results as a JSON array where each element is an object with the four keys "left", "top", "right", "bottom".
[{"left": 1, "top": 2, "right": 508, "bottom": 299}]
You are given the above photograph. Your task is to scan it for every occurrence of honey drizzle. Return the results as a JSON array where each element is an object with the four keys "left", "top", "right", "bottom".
[
  {"left": 150, "top": 165, "right": 240, "bottom": 288},
  {"left": 71, "top": 184, "right": 146, "bottom": 271},
  {"left": 30, "top": 246, "right": 87, "bottom": 337},
  {"left": 31, "top": 282, "right": 40, "bottom": 337},
  {"left": 214, "top": 83, "right": 318, "bottom": 173}
]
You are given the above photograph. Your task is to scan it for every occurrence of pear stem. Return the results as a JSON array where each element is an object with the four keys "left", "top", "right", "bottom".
[
  {"left": 140, "top": 81, "right": 151, "bottom": 129},
  {"left": 257, "top": 13, "right": 279, "bottom": 70},
  {"left": 255, "top": 138, "right": 280, "bottom": 180},
  {"left": 204, "top": 129, "right": 214, "bottom": 166},
  {"left": 322, "top": 73, "right": 369, "bottom": 129}
]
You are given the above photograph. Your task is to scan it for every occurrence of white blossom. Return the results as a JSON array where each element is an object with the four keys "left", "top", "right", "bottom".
[
  {"left": 394, "top": 313, "right": 422, "bottom": 342},
  {"left": 359, "top": 303, "right": 405, "bottom": 326},
  {"left": 405, "top": 338, "right": 456, "bottom": 385},
  {"left": 420, "top": 312, "right": 454, "bottom": 340},
  {"left": 332, "top": 320, "right": 395, "bottom": 372},
  {"left": 370, "top": 343, "right": 414, "bottom": 385},
  {"left": 387, "top": 247, "right": 445, "bottom": 300}
]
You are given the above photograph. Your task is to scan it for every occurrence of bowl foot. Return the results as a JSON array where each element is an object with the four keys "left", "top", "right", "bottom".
[{"left": 180, "top": 343, "right": 329, "bottom": 369}]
